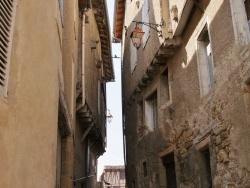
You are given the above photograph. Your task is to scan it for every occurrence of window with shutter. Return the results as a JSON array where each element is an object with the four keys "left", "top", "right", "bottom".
[{"left": 0, "top": 0, "right": 16, "bottom": 97}]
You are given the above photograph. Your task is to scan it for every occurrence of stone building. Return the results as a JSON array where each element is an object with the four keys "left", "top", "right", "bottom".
[
  {"left": 100, "top": 166, "right": 126, "bottom": 188},
  {"left": 0, "top": 0, "right": 113, "bottom": 188},
  {"left": 114, "top": 0, "right": 250, "bottom": 187}
]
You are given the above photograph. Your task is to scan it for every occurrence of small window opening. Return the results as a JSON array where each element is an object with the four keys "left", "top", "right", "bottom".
[
  {"left": 243, "top": 82, "right": 250, "bottom": 117},
  {"left": 143, "top": 161, "right": 147, "bottom": 177}
]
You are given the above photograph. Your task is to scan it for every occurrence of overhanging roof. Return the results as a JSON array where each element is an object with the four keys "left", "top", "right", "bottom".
[
  {"left": 92, "top": 0, "right": 115, "bottom": 82},
  {"left": 113, "top": 0, "right": 125, "bottom": 42}
]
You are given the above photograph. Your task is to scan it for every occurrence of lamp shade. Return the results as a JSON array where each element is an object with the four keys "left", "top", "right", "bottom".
[{"left": 130, "top": 26, "right": 145, "bottom": 49}]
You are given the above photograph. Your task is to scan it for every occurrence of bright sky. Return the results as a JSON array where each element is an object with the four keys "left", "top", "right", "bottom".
[{"left": 97, "top": 0, "right": 124, "bottom": 179}]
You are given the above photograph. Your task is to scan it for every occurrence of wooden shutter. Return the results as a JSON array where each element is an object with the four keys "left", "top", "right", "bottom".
[{"left": 0, "top": 0, "right": 16, "bottom": 96}]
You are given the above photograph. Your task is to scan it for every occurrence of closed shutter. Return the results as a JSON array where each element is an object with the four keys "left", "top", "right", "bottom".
[{"left": 0, "top": 0, "right": 16, "bottom": 96}]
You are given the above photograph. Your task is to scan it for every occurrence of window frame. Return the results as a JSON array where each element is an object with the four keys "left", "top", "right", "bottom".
[
  {"left": 162, "top": 152, "right": 177, "bottom": 188},
  {"left": 160, "top": 68, "right": 171, "bottom": 106},
  {"left": 130, "top": 39, "right": 137, "bottom": 73},
  {"left": 145, "top": 90, "right": 158, "bottom": 131},
  {"left": 142, "top": 0, "right": 150, "bottom": 48},
  {"left": 195, "top": 136, "right": 213, "bottom": 188},
  {"left": 229, "top": 0, "right": 250, "bottom": 47},
  {"left": 195, "top": 19, "right": 215, "bottom": 97}
]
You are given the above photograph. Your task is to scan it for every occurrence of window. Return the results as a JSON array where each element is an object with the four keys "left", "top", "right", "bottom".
[
  {"left": 137, "top": 102, "right": 145, "bottom": 138},
  {"left": 162, "top": 153, "right": 177, "bottom": 188},
  {"left": 143, "top": 161, "right": 147, "bottom": 177},
  {"left": 0, "top": 0, "right": 16, "bottom": 97},
  {"left": 196, "top": 24, "right": 214, "bottom": 97},
  {"left": 244, "top": 0, "right": 250, "bottom": 31},
  {"left": 243, "top": 73, "right": 250, "bottom": 116},
  {"left": 145, "top": 91, "right": 158, "bottom": 131},
  {"left": 142, "top": 0, "right": 150, "bottom": 48},
  {"left": 199, "top": 148, "right": 212, "bottom": 188},
  {"left": 120, "top": 171, "right": 125, "bottom": 180},
  {"left": 230, "top": 0, "right": 250, "bottom": 46},
  {"left": 160, "top": 69, "right": 170, "bottom": 104},
  {"left": 130, "top": 40, "right": 137, "bottom": 73},
  {"left": 58, "top": 0, "right": 64, "bottom": 18}
]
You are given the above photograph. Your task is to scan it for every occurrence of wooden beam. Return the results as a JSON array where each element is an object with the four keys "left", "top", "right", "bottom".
[
  {"left": 156, "top": 48, "right": 175, "bottom": 58},
  {"left": 81, "top": 123, "right": 94, "bottom": 142},
  {"left": 162, "top": 37, "right": 182, "bottom": 49}
]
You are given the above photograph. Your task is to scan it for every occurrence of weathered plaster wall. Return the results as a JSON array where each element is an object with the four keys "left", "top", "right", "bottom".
[
  {"left": 84, "top": 9, "right": 104, "bottom": 125},
  {"left": 0, "top": 0, "right": 63, "bottom": 187},
  {"left": 62, "top": 0, "right": 79, "bottom": 124},
  {"left": 74, "top": 7, "right": 108, "bottom": 188}
]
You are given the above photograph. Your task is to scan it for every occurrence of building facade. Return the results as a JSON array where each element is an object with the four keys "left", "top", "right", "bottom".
[
  {"left": 74, "top": 0, "right": 114, "bottom": 187},
  {"left": 0, "top": 0, "right": 113, "bottom": 188},
  {"left": 114, "top": 0, "right": 250, "bottom": 187},
  {"left": 100, "top": 166, "right": 126, "bottom": 188}
]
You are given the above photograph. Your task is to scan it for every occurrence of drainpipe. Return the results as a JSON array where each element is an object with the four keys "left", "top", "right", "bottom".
[
  {"left": 82, "top": 13, "right": 86, "bottom": 105},
  {"left": 82, "top": 12, "right": 89, "bottom": 188}
]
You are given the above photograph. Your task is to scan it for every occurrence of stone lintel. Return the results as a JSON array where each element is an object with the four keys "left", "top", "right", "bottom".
[
  {"left": 195, "top": 136, "right": 211, "bottom": 151},
  {"left": 159, "top": 144, "right": 176, "bottom": 158}
]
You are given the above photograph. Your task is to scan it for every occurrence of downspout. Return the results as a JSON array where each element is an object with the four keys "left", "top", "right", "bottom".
[
  {"left": 82, "top": 13, "right": 86, "bottom": 105},
  {"left": 82, "top": 13, "right": 89, "bottom": 187},
  {"left": 76, "top": 12, "right": 86, "bottom": 112}
]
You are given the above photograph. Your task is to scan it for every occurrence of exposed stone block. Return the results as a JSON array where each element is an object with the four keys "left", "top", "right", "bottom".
[
  {"left": 218, "top": 149, "right": 229, "bottom": 163},
  {"left": 222, "top": 138, "right": 230, "bottom": 148},
  {"left": 213, "top": 126, "right": 226, "bottom": 136},
  {"left": 220, "top": 132, "right": 229, "bottom": 140},
  {"left": 215, "top": 135, "right": 222, "bottom": 146}
]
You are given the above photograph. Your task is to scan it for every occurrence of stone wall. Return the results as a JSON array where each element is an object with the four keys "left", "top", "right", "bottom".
[{"left": 122, "top": 0, "right": 250, "bottom": 187}]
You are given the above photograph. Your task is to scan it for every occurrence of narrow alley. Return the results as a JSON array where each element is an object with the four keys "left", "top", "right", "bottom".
[{"left": 0, "top": 0, "right": 250, "bottom": 188}]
